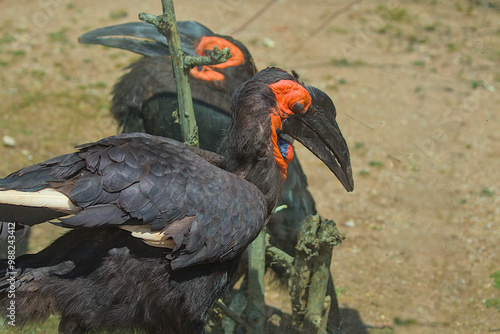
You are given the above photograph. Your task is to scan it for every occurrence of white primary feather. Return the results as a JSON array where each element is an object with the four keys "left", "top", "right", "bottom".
[
  {"left": 0, "top": 188, "right": 79, "bottom": 214},
  {"left": 0, "top": 188, "right": 175, "bottom": 248},
  {"left": 121, "top": 225, "right": 176, "bottom": 248}
]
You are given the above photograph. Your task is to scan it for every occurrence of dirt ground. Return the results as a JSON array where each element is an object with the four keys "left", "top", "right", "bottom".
[{"left": 0, "top": 0, "right": 499, "bottom": 333}]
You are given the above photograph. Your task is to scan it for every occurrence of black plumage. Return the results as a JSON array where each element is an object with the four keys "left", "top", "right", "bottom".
[
  {"left": 0, "top": 68, "right": 353, "bottom": 333},
  {"left": 81, "top": 24, "right": 346, "bottom": 330}
]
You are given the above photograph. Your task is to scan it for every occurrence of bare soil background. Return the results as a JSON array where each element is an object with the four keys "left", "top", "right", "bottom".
[{"left": 0, "top": 1, "right": 499, "bottom": 333}]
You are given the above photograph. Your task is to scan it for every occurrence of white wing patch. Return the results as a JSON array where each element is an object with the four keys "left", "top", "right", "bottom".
[
  {"left": 0, "top": 188, "right": 176, "bottom": 249},
  {"left": 0, "top": 188, "right": 80, "bottom": 214},
  {"left": 120, "top": 225, "right": 176, "bottom": 248}
]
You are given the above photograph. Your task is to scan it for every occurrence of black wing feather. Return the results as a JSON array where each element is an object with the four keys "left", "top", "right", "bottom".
[
  {"left": 60, "top": 204, "right": 128, "bottom": 228},
  {"left": 0, "top": 133, "right": 266, "bottom": 269}
]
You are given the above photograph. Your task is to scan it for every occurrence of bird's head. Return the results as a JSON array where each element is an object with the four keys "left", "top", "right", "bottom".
[
  {"left": 79, "top": 21, "right": 256, "bottom": 85},
  {"left": 226, "top": 67, "right": 353, "bottom": 192},
  {"left": 79, "top": 21, "right": 256, "bottom": 114}
]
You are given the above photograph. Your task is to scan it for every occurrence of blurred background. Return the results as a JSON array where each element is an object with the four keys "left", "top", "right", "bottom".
[{"left": 0, "top": 0, "right": 499, "bottom": 333}]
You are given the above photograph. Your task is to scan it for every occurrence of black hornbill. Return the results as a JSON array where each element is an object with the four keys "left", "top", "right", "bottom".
[
  {"left": 81, "top": 23, "right": 348, "bottom": 329},
  {"left": 0, "top": 68, "right": 353, "bottom": 334},
  {"left": 79, "top": 21, "right": 255, "bottom": 147},
  {"left": 81, "top": 22, "right": 346, "bottom": 330},
  {"left": 79, "top": 22, "right": 316, "bottom": 255}
]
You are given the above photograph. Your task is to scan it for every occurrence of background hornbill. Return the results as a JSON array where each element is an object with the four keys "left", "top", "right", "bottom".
[
  {"left": 79, "top": 22, "right": 316, "bottom": 256},
  {"left": 0, "top": 68, "right": 353, "bottom": 334},
  {"left": 79, "top": 21, "right": 255, "bottom": 149}
]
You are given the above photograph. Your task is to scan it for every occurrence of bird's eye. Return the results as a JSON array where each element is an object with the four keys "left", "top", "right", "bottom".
[{"left": 290, "top": 102, "right": 305, "bottom": 114}]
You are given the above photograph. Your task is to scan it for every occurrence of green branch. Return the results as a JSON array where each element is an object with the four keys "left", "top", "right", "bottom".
[
  {"left": 183, "top": 46, "right": 231, "bottom": 70},
  {"left": 246, "top": 229, "right": 267, "bottom": 333},
  {"left": 265, "top": 214, "right": 344, "bottom": 334},
  {"left": 138, "top": 0, "right": 231, "bottom": 147}
]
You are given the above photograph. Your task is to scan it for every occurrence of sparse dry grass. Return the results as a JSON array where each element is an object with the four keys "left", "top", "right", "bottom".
[{"left": 0, "top": 1, "right": 499, "bottom": 333}]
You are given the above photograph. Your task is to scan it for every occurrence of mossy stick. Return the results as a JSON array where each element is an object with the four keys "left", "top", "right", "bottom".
[{"left": 138, "top": 0, "right": 231, "bottom": 147}]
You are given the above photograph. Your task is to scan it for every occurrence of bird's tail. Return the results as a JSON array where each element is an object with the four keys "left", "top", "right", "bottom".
[{"left": 0, "top": 255, "right": 74, "bottom": 325}]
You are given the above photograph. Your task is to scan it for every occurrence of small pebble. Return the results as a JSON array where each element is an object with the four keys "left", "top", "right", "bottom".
[
  {"left": 345, "top": 220, "right": 355, "bottom": 227},
  {"left": 262, "top": 37, "right": 276, "bottom": 48},
  {"left": 485, "top": 85, "right": 495, "bottom": 93},
  {"left": 2, "top": 135, "right": 16, "bottom": 147}
]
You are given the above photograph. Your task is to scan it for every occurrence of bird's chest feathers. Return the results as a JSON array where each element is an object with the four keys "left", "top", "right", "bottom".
[{"left": 270, "top": 114, "right": 294, "bottom": 180}]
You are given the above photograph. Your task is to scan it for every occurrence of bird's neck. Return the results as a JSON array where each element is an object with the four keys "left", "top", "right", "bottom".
[{"left": 219, "top": 115, "right": 289, "bottom": 217}]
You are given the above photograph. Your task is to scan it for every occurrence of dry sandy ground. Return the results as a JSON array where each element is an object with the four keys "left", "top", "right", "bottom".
[{"left": 0, "top": 1, "right": 499, "bottom": 333}]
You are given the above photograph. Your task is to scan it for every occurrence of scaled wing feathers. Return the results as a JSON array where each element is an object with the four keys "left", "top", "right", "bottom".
[{"left": 0, "top": 133, "right": 267, "bottom": 269}]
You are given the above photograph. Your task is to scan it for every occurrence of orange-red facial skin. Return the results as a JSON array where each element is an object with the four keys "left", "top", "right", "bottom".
[
  {"left": 270, "top": 114, "right": 294, "bottom": 180},
  {"left": 269, "top": 80, "right": 311, "bottom": 117},
  {"left": 268, "top": 80, "right": 312, "bottom": 180},
  {"left": 190, "top": 67, "right": 225, "bottom": 81},
  {"left": 189, "top": 36, "right": 245, "bottom": 82}
]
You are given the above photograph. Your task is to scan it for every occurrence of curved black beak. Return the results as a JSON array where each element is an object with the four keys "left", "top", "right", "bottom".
[
  {"left": 78, "top": 21, "right": 214, "bottom": 57},
  {"left": 282, "top": 85, "right": 354, "bottom": 192}
]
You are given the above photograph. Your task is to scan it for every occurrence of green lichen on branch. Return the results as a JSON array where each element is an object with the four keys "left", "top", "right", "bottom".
[
  {"left": 138, "top": 14, "right": 231, "bottom": 72},
  {"left": 183, "top": 46, "right": 231, "bottom": 70},
  {"left": 266, "top": 214, "right": 344, "bottom": 334},
  {"left": 138, "top": 12, "right": 173, "bottom": 34},
  {"left": 292, "top": 215, "right": 343, "bottom": 333},
  {"left": 265, "top": 243, "right": 294, "bottom": 277},
  {"left": 295, "top": 215, "right": 344, "bottom": 259}
]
